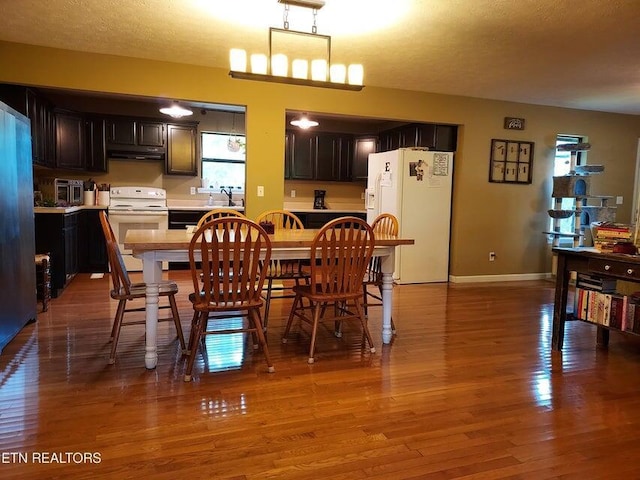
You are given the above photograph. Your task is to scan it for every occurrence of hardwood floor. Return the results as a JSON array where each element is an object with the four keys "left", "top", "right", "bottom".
[{"left": 2, "top": 272, "right": 640, "bottom": 479}]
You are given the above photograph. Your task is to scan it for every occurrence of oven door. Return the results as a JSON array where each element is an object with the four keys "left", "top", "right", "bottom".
[{"left": 108, "top": 210, "right": 169, "bottom": 271}]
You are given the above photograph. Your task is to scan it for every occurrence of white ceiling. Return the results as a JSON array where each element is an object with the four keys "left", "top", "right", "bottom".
[{"left": 2, "top": 0, "right": 640, "bottom": 115}]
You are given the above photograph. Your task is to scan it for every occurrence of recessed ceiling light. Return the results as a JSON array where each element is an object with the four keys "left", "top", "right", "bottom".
[{"left": 159, "top": 103, "right": 194, "bottom": 118}]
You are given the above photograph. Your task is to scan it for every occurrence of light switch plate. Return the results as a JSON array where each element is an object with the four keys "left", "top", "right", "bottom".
[
  {"left": 257, "top": 185, "right": 264, "bottom": 197},
  {"left": 616, "top": 196, "right": 623, "bottom": 205},
  {"left": 291, "top": 189, "right": 296, "bottom": 198}
]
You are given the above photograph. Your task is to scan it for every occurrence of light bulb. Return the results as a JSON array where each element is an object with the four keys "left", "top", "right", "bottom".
[
  {"left": 229, "top": 49, "right": 247, "bottom": 72},
  {"left": 347, "top": 64, "right": 364, "bottom": 86},
  {"left": 330, "top": 64, "right": 346, "bottom": 83},
  {"left": 271, "top": 54, "right": 288, "bottom": 77},
  {"left": 311, "top": 59, "right": 328, "bottom": 81},
  {"left": 250, "top": 54, "right": 268, "bottom": 75},
  {"left": 292, "top": 59, "right": 309, "bottom": 79}
]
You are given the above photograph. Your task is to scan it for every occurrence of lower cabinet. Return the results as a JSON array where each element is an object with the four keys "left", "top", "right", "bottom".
[
  {"left": 35, "top": 212, "right": 79, "bottom": 297},
  {"left": 78, "top": 210, "right": 109, "bottom": 274},
  {"left": 35, "top": 210, "right": 108, "bottom": 297},
  {"left": 168, "top": 210, "right": 205, "bottom": 269},
  {"left": 293, "top": 211, "right": 366, "bottom": 229}
]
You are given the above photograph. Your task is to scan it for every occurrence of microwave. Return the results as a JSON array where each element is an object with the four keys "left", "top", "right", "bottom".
[{"left": 38, "top": 178, "right": 84, "bottom": 206}]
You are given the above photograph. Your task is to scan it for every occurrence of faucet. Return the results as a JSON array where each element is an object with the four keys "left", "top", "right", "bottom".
[{"left": 220, "top": 186, "right": 234, "bottom": 206}]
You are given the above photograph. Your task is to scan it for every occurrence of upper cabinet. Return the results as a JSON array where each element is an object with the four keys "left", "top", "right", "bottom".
[
  {"left": 378, "top": 123, "right": 457, "bottom": 152},
  {"left": 166, "top": 123, "right": 198, "bottom": 176},
  {"left": 105, "top": 117, "right": 166, "bottom": 158},
  {"left": 84, "top": 116, "right": 107, "bottom": 172},
  {"left": 352, "top": 136, "right": 377, "bottom": 180},
  {"left": 286, "top": 131, "right": 354, "bottom": 182},
  {"left": 55, "top": 109, "right": 85, "bottom": 170}
]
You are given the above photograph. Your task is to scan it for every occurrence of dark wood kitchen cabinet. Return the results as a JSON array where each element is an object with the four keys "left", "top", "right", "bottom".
[
  {"left": 287, "top": 131, "right": 354, "bottom": 182},
  {"left": 378, "top": 123, "right": 457, "bottom": 152},
  {"left": 352, "top": 136, "right": 377, "bottom": 180},
  {"left": 106, "top": 117, "right": 165, "bottom": 147},
  {"left": 0, "top": 85, "right": 55, "bottom": 167},
  {"left": 166, "top": 123, "right": 198, "bottom": 175},
  {"left": 55, "top": 109, "right": 85, "bottom": 170},
  {"left": 78, "top": 210, "right": 109, "bottom": 273},
  {"left": 288, "top": 131, "right": 315, "bottom": 180},
  {"left": 84, "top": 116, "right": 107, "bottom": 172},
  {"left": 35, "top": 212, "right": 79, "bottom": 297}
]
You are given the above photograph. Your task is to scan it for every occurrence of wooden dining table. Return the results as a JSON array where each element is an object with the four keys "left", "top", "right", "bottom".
[{"left": 125, "top": 228, "right": 414, "bottom": 369}]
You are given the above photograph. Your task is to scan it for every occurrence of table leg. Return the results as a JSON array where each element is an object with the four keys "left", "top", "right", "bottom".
[
  {"left": 552, "top": 252, "right": 569, "bottom": 351},
  {"left": 142, "top": 252, "right": 162, "bottom": 369},
  {"left": 380, "top": 250, "right": 395, "bottom": 344}
]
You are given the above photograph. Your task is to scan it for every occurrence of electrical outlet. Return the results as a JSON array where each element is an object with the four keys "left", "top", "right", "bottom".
[
  {"left": 257, "top": 185, "right": 264, "bottom": 197},
  {"left": 190, "top": 187, "right": 196, "bottom": 195},
  {"left": 291, "top": 189, "right": 296, "bottom": 198},
  {"left": 489, "top": 251, "right": 496, "bottom": 262}
]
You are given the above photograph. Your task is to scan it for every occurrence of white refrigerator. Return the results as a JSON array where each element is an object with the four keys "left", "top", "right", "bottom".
[{"left": 366, "top": 148, "right": 454, "bottom": 283}]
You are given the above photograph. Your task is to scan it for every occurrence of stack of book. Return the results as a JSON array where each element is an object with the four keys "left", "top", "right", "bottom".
[
  {"left": 573, "top": 273, "right": 640, "bottom": 332},
  {"left": 591, "top": 222, "right": 632, "bottom": 252}
]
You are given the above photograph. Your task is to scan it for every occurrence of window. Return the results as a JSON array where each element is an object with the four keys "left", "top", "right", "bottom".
[
  {"left": 201, "top": 132, "right": 246, "bottom": 192},
  {"left": 551, "top": 134, "right": 585, "bottom": 235}
]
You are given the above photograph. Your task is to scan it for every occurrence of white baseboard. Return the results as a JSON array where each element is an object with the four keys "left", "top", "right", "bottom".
[{"left": 448, "top": 272, "right": 553, "bottom": 283}]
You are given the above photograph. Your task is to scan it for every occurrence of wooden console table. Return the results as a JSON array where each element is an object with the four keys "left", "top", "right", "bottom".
[{"left": 552, "top": 247, "right": 640, "bottom": 350}]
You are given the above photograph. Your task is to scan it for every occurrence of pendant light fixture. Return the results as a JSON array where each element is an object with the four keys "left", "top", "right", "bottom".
[
  {"left": 290, "top": 113, "right": 319, "bottom": 129},
  {"left": 229, "top": 0, "right": 364, "bottom": 91},
  {"left": 159, "top": 102, "right": 194, "bottom": 118}
]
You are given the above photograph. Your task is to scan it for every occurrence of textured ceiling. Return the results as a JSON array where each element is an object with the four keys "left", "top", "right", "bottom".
[{"left": 2, "top": 0, "right": 640, "bottom": 115}]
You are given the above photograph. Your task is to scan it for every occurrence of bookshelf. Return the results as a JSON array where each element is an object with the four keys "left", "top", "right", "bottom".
[{"left": 552, "top": 247, "right": 640, "bottom": 351}]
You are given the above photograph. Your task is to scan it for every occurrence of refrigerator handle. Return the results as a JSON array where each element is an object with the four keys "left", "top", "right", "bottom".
[{"left": 366, "top": 173, "right": 380, "bottom": 210}]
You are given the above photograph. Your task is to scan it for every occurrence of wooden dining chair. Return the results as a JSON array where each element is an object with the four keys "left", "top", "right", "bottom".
[
  {"left": 196, "top": 208, "right": 246, "bottom": 228},
  {"left": 98, "top": 211, "right": 185, "bottom": 364},
  {"left": 255, "top": 209, "right": 311, "bottom": 329},
  {"left": 363, "top": 213, "right": 399, "bottom": 333},
  {"left": 282, "top": 216, "right": 376, "bottom": 364},
  {"left": 184, "top": 217, "right": 274, "bottom": 381}
]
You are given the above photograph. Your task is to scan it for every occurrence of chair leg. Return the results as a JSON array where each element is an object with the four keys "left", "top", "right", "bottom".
[
  {"left": 377, "top": 284, "right": 396, "bottom": 334},
  {"left": 307, "top": 302, "right": 322, "bottom": 364},
  {"left": 250, "top": 308, "right": 275, "bottom": 373},
  {"left": 184, "top": 311, "right": 206, "bottom": 382},
  {"left": 362, "top": 284, "right": 368, "bottom": 318},
  {"left": 109, "top": 299, "right": 127, "bottom": 364},
  {"left": 354, "top": 300, "right": 376, "bottom": 354},
  {"left": 282, "top": 293, "right": 301, "bottom": 343},
  {"left": 186, "top": 310, "right": 199, "bottom": 356},
  {"left": 263, "top": 278, "right": 274, "bottom": 331},
  {"left": 168, "top": 294, "right": 186, "bottom": 352}
]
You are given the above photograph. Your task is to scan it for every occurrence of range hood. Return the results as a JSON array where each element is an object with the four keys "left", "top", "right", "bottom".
[{"left": 107, "top": 144, "right": 165, "bottom": 160}]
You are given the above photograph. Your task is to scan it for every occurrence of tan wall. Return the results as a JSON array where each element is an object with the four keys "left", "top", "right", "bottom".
[{"left": 3, "top": 40, "right": 639, "bottom": 278}]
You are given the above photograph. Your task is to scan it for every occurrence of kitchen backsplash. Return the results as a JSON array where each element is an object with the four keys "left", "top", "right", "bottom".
[{"left": 34, "top": 162, "right": 364, "bottom": 207}]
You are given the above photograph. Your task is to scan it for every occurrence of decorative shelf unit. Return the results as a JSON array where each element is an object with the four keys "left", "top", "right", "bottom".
[{"left": 546, "top": 144, "right": 616, "bottom": 247}]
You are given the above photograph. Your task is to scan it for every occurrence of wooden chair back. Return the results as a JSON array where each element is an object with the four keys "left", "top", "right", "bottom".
[
  {"left": 255, "top": 210, "right": 304, "bottom": 231},
  {"left": 196, "top": 208, "right": 246, "bottom": 229},
  {"left": 189, "top": 217, "right": 271, "bottom": 308},
  {"left": 372, "top": 213, "right": 399, "bottom": 237},
  {"left": 309, "top": 217, "right": 374, "bottom": 297},
  {"left": 98, "top": 210, "right": 132, "bottom": 295},
  {"left": 368, "top": 213, "right": 399, "bottom": 281}
]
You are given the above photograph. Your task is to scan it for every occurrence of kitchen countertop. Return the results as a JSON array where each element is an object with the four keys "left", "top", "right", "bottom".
[
  {"left": 284, "top": 202, "right": 366, "bottom": 214},
  {"left": 167, "top": 199, "right": 244, "bottom": 212},
  {"left": 34, "top": 205, "right": 108, "bottom": 214},
  {"left": 167, "top": 205, "right": 245, "bottom": 212}
]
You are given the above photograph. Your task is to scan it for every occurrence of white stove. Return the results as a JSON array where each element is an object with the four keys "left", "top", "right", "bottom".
[{"left": 108, "top": 186, "right": 168, "bottom": 271}]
